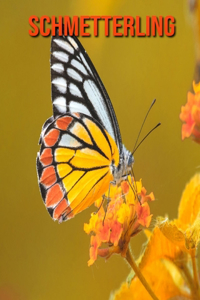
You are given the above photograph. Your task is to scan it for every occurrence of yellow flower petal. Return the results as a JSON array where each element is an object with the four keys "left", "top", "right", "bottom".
[
  {"left": 162, "top": 259, "right": 185, "bottom": 290},
  {"left": 143, "top": 229, "right": 152, "bottom": 239},
  {"left": 94, "top": 198, "right": 103, "bottom": 208},
  {"left": 139, "top": 226, "right": 185, "bottom": 271},
  {"left": 178, "top": 173, "right": 200, "bottom": 227},
  {"left": 185, "top": 215, "right": 200, "bottom": 249},
  {"left": 157, "top": 217, "right": 199, "bottom": 255},
  {"left": 84, "top": 212, "right": 99, "bottom": 234},
  {"left": 136, "top": 179, "right": 142, "bottom": 193},
  {"left": 117, "top": 203, "right": 131, "bottom": 224},
  {"left": 111, "top": 260, "right": 189, "bottom": 300}
]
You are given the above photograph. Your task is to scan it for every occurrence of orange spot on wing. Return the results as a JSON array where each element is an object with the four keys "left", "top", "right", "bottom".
[
  {"left": 44, "top": 129, "right": 60, "bottom": 147},
  {"left": 56, "top": 116, "right": 73, "bottom": 130},
  {"left": 73, "top": 112, "right": 80, "bottom": 118},
  {"left": 63, "top": 207, "right": 74, "bottom": 220},
  {"left": 40, "top": 148, "right": 53, "bottom": 166},
  {"left": 53, "top": 198, "right": 68, "bottom": 219},
  {"left": 46, "top": 183, "right": 64, "bottom": 207},
  {"left": 40, "top": 166, "right": 56, "bottom": 187},
  {"left": 53, "top": 199, "right": 74, "bottom": 220}
]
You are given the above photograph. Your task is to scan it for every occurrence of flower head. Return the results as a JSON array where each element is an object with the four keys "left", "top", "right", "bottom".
[
  {"left": 84, "top": 177, "right": 155, "bottom": 266},
  {"left": 180, "top": 81, "right": 200, "bottom": 143}
]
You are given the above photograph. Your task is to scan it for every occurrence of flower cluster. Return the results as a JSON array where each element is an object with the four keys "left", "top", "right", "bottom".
[
  {"left": 84, "top": 177, "right": 154, "bottom": 266},
  {"left": 180, "top": 81, "right": 200, "bottom": 143}
]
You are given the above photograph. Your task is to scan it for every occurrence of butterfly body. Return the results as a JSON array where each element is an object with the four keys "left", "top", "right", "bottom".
[
  {"left": 37, "top": 31, "right": 134, "bottom": 222},
  {"left": 111, "top": 145, "right": 134, "bottom": 185}
]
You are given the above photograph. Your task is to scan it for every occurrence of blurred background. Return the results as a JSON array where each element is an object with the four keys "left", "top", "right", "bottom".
[{"left": 1, "top": 0, "right": 199, "bottom": 299}]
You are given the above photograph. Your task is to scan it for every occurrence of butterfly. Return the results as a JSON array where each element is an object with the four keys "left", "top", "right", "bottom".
[{"left": 36, "top": 30, "right": 134, "bottom": 223}]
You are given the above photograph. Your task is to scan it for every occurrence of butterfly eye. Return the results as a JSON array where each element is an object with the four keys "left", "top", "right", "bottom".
[{"left": 128, "top": 155, "right": 134, "bottom": 166}]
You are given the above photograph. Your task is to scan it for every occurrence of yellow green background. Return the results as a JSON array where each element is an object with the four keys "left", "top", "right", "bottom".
[{"left": 1, "top": 1, "right": 199, "bottom": 299}]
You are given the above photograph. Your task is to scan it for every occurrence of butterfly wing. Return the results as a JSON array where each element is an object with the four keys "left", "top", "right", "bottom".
[
  {"left": 37, "top": 32, "right": 124, "bottom": 221},
  {"left": 37, "top": 113, "right": 119, "bottom": 221},
  {"left": 51, "top": 30, "right": 122, "bottom": 153}
]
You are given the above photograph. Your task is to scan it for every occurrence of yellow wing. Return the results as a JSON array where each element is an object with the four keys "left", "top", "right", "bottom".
[{"left": 37, "top": 113, "right": 119, "bottom": 222}]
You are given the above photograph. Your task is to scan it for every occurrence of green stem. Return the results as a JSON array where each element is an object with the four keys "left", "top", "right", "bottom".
[{"left": 125, "top": 246, "right": 159, "bottom": 300}]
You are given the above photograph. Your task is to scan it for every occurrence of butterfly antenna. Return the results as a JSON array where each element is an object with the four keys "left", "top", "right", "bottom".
[
  {"left": 132, "top": 99, "right": 156, "bottom": 153},
  {"left": 132, "top": 122, "right": 161, "bottom": 155}
]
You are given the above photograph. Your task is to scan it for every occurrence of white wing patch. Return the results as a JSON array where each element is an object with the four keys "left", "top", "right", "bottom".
[
  {"left": 53, "top": 51, "right": 69, "bottom": 63},
  {"left": 67, "top": 36, "right": 79, "bottom": 50},
  {"left": 71, "top": 59, "right": 88, "bottom": 76},
  {"left": 80, "top": 53, "right": 92, "bottom": 75},
  {"left": 54, "top": 39, "right": 74, "bottom": 54},
  {"left": 51, "top": 63, "right": 64, "bottom": 74},
  {"left": 69, "top": 101, "right": 92, "bottom": 116},
  {"left": 83, "top": 80, "right": 115, "bottom": 139},
  {"left": 53, "top": 97, "right": 67, "bottom": 114},
  {"left": 69, "top": 83, "right": 82, "bottom": 98},
  {"left": 52, "top": 77, "right": 67, "bottom": 93},
  {"left": 59, "top": 134, "right": 82, "bottom": 147},
  {"left": 67, "top": 68, "right": 82, "bottom": 82}
]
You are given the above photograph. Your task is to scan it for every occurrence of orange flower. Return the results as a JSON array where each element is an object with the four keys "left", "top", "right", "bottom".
[
  {"left": 180, "top": 81, "right": 200, "bottom": 143},
  {"left": 84, "top": 177, "right": 155, "bottom": 266}
]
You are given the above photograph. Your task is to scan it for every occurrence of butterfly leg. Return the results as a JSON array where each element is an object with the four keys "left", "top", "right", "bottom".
[
  {"left": 121, "top": 188, "right": 127, "bottom": 203},
  {"left": 102, "top": 180, "right": 115, "bottom": 225},
  {"left": 128, "top": 168, "right": 141, "bottom": 204},
  {"left": 94, "top": 197, "right": 105, "bottom": 214}
]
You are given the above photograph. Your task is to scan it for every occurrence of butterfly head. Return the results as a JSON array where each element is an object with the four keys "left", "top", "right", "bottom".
[
  {"left": 122, "top": 145, "right": 134, "bottom": 174},
  {"left": 111, "top": 145, "right": 134, "bottom": 185},
  {"left": 128, "top": 151, "right": 134, "bottom": 167}
]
